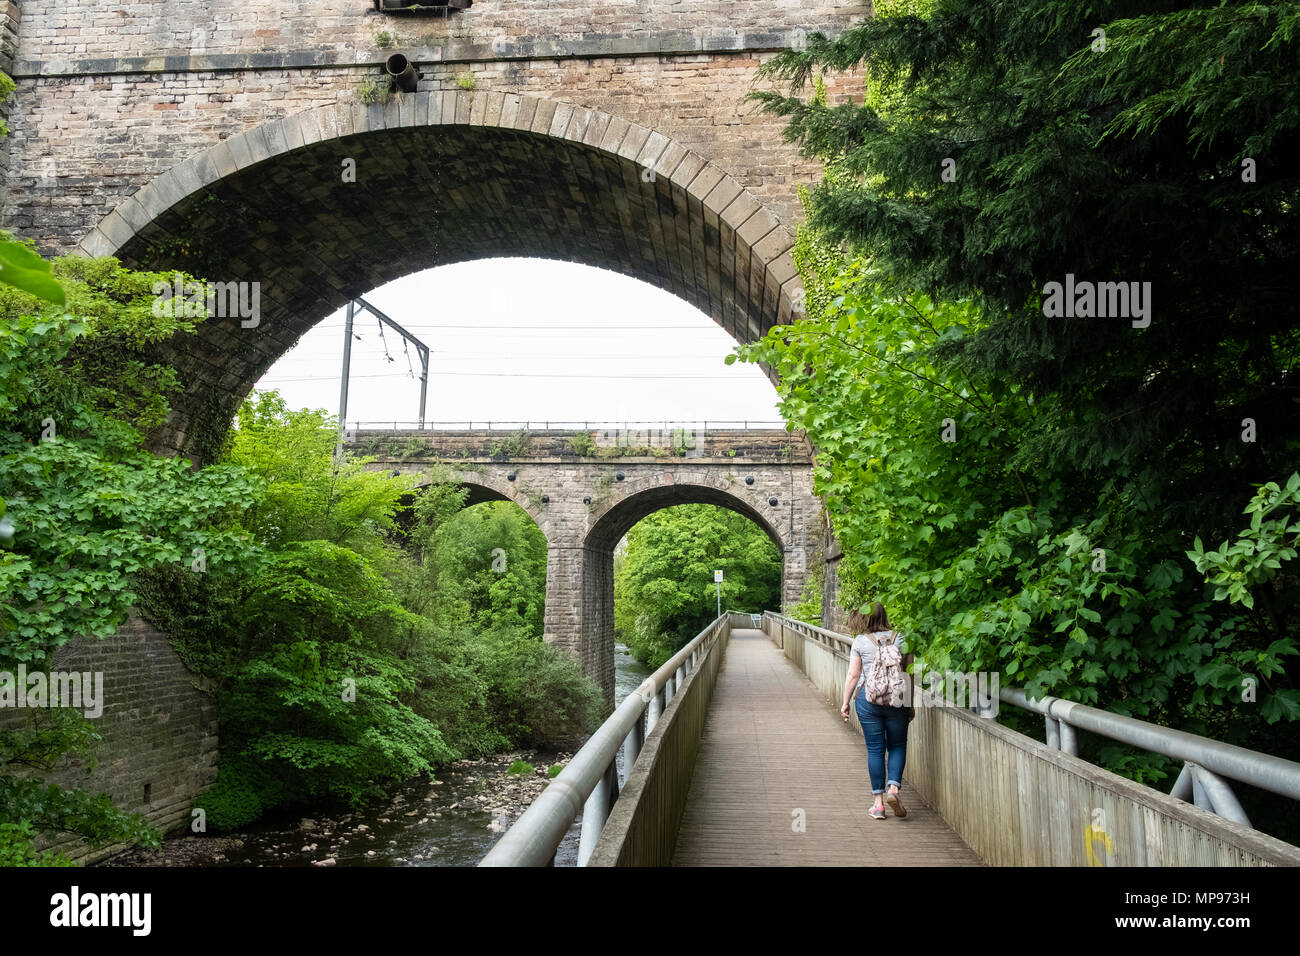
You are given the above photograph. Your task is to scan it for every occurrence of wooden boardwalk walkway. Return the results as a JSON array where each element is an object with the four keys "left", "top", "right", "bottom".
[{"left": 672, "top": 629, "right": 983, "bottom": 866}]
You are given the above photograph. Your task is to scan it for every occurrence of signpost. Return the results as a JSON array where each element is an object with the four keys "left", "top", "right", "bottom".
[{"left": 714, "top": 569, "right": 723, "bottom": 619}]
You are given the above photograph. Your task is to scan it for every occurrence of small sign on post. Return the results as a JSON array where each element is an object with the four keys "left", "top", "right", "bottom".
[
  {"left": 714, "top": 570, "right": 723, "bottom": 583},
  {"left": 714, "top": 570, "right": 723, "bottom": 619}
]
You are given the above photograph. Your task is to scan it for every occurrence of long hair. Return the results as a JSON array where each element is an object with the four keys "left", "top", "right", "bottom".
[{"left": 847, "top": 601, "right": 891, "bottom": 634}]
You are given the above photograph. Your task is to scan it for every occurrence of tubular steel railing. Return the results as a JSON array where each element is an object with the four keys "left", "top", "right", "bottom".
[
  {"left": 479, "top": 614, "right": 732, "bottom": 867},
  {"left": 762, "top": 612, "right": 1300, "bottom": 832}
]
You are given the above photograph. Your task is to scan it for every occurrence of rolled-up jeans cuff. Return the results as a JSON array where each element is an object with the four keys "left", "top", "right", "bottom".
[
  {"left": 887, "top": 780, "right": 901, "bottom": 789},
  {"left": 871, "top": 788, "right": 885, "bottom": 795}
]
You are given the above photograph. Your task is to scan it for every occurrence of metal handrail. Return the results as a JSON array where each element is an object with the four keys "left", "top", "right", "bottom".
[
  {"left": 763, "top": 610, "right": 855, "bottom": 655},
  {"left": 479, "top": 614, "right": 731, "bottom": 866},
  {"left": 762, "top": 612, "right": 1300, "bottom": 830}
]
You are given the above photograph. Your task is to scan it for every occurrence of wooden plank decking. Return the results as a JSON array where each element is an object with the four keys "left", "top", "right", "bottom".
[{"left": 672, "top": 629, "right": 984, "bottom": 866}]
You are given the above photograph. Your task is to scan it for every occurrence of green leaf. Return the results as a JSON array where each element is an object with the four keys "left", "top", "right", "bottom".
[{"left": 0, "top": 240, "right": 65, "bottom": 306}]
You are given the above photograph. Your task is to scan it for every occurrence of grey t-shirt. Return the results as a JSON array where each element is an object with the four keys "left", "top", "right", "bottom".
[{"left": 850, "top": 630, "right": 906, "bottom": 694}]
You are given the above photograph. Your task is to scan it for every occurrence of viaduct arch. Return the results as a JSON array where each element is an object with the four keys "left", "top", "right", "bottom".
[{"left": 75, "top": 94, "right": 810, "bottom": 459}]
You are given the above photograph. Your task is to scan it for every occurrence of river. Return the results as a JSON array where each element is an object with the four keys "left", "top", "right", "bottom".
[{"left": 102, "top": 643, "right": 653, "bottom": 868}]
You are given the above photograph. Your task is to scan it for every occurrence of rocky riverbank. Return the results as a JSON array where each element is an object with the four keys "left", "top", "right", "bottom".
[{"left": 100, "top": 748, "right": 578, "bottom": 868}]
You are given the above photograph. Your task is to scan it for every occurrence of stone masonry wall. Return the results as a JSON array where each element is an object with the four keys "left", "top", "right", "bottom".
[
  {"left": 0, "top": 612, "right": 218, "bottom": 863},
  {"left": 15, "top": 1, "right": 869, "bottom": 61},
  {"left": 4, "top": 2, "right": 869, "bottom": 253}
]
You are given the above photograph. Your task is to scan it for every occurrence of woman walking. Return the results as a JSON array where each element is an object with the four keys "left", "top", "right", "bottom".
[{"left": 839, "top": 602, "right": 913, "bottom": 820}]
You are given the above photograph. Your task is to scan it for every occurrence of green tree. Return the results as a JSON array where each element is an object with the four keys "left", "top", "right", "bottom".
[
  {"left": 421, "top": 501, "right": 548, "bottom": 636},
  {"left": 753, "top": 0, "right": 1300, "bottom": 539},
  {"left": 615, "top": 504, "right": 781, "bottom": 667},
  {"left": 161, "top": 394, "right": 600, "bottom": 827},
  {"left": 737, "top": 0, "right": 1300, "bottom": 827}
]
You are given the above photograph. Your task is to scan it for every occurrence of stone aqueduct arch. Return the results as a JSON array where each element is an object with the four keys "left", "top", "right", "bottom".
[
  {"left": 70, "top": 92, "right": 808, "bottom": 458},
  {"left": 376, "top": 429, "right": 819, "bottom": 703}
]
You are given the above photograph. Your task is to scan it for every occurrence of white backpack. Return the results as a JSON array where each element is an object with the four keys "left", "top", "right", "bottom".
[{"left": 862, "top": 631, "right": 907, "bottom": 707}]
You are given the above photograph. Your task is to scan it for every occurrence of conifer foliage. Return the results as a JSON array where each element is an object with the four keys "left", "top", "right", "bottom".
[{"left": 737, "top": 0, "right": 1300, "bottom": 829}]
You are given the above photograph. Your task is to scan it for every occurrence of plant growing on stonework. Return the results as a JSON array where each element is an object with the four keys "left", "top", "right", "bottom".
[
  {"left": 568, "top": 430, "right": 596, "bottom": 457},
  {"left": 456, "top": 72, "right": 477, "bottom": 91},
  {"left": 489, "top": 428, "right": 531, "bottom": 459},
  {"left": 0, "top": 72, "right": 15, "bottom": 140},
  {"left": 0, "top": 251, "right": 264, "bottom": 664},
  {"left": 670, "top": 427, "right": 696, "bottom": 456},
  {"left": 357, "top": 78, "right": 389, "bottom": 106},
  {"left": 786, "top": 559, "right": 824, "bottom": 625}
]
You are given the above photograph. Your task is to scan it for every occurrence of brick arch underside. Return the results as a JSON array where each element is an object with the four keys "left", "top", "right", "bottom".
[
  {"left": 87, "top": 97, "right": 799, "bottom": 460},
  {"left": 405, "top": 473, "right": 543, "bottom": 526},
  {"left": 586, "top": 481, "right": 786, "bottom": 554}
]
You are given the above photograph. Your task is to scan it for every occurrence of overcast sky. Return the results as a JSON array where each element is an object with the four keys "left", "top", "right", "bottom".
[{"left": 255, "top": 257, "right": 783, "bottom": 428}]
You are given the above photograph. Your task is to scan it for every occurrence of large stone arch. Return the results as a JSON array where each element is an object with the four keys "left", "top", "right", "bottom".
[
  {"left": 574, "top": 475, "right": 806, "bottom": 704},
  {"left": 76, "top": 92, "right": 803, "bottom": 460},
  {"left": 586, "top": 471, "right": 788, "bottom": 552}
]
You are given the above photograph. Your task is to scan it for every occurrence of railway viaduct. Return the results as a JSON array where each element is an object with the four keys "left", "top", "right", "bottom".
[{"left": 350, "top": 426, "right": 821, "bottom": 699}]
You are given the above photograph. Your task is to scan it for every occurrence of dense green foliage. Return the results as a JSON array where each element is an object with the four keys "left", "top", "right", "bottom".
[
  {"left": 1, "top": 250, "right": 601, "bottom": 856},
  {"left": 615, "top": 504, "right": 782, "bottom": 667},
  {"left": 0, "top": 252, "right": 251, "bottom": 863},
  {"left": 147, "top": 392, "right": 602, "bottom": 831},
  {"left": 416, "top": 500, "right": 548, "bottom": 637},
  {"left": 737, "top": 0, "right": 1300, "bottom": 830}
]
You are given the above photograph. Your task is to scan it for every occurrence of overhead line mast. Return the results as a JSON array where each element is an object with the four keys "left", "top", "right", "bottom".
[{"left": 338, "top": 296, "right": 432, "bottom": 432}]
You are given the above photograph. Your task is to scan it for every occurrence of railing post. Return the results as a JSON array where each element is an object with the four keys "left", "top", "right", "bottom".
[
  {"left": 1058, "top": 720, "right": 1078, "bottom": 756},
  {"left": 646, "top": 689, "right": 662, "bottom": 734},
  {"left": 1189, "top": 764, "right": 1252, "bottom": 827},
  {"left": 664, "top": 674, "right": 675, "bottom": 707},
  {"left": 1045, "top": 716, "right": 1061, "bottom": 750},
  {"left": 622, "top": 719, "right": 643, "bottom": 782},
  {"left": 1170, "top": 762, "right": 1194, "bottom": 802},
  {"left": 1191, "top": 767, "right": 1212, "bottom": 811},
  {"left": 577, "top": 763, "right": 613, "bottom": 866}
]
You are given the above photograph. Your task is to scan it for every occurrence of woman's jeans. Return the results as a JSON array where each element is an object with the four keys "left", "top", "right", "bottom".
[{"left": 855, "top": 691, "right": 909, "bottom": 794}]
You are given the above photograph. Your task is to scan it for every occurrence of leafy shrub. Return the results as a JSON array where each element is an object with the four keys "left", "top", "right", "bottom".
[
  {"left": 568, "top": 431, "right": 596, "bottom": 456},
  {"left": 195, "top": 759, "right": 276, "bottom": 832},
  {"left": 507, "top": 760, "right": 533, "bottom": 775},
  {"left": 476, "top": 630, "right": 603, "bottom": 746}
]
